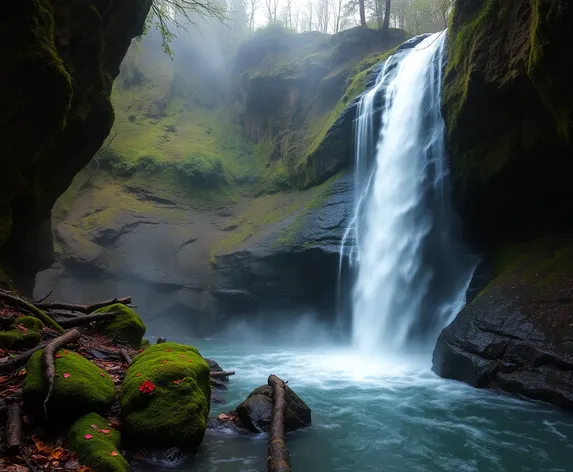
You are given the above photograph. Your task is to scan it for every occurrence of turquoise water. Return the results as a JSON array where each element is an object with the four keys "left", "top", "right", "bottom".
[{"left": 133, "top": 338, "right": 573, "bottom": 472}]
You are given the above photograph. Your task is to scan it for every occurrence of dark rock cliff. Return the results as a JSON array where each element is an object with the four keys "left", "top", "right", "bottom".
[
  {"left": 435, "top": 0, "right": 573, "bottom": 411},
  {"left": 0, "top": 0, "right": 152, "bottom": 276}
]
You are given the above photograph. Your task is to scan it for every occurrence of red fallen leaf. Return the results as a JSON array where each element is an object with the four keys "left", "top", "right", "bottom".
[
  {"left": 99, "top": 372, "right": 106, "bottom": 377},
  {"left": 84, "top": 434, "right": 93, "bottom": 440},
  {"left": 136, "top": 373, "right": 142, "bottom": 377},
  {"left": 138, "top": 349, "right": 144, "bottom": 353},
  {"left": 111, "top": 451, "right": 118, "bottom": 457},
  {"left": 55, "top": 354, "right": 62, "bottom": 358},
  {"left": 187, "top": 360, "right": 192, "bottom": 363},
  {"left": 63, "top": 373, "right": 71, "bottom": 379},
  {"left": 17, "top": 324, "right": 28, "bottom": 333},
  {"left": 64, "top": 350, "right": 70, "bottom": 354},
  {"left": 49, "top": 447, "right": 68, "bottom": 460},
  {"left": 90, "top": 424, "right": 98, "bottom": 430},
  {"left": 139, "top": 380, "right": 155, "bottom": 395},
  {"left": 0, "top": 376, "right": 10, "bottom": 383},
  {"left": 179, "top": 355, "right": 185, "bottom": 359},
  {"left": 161, "top": 360, "right": 167, "bottom": 364},
  {"left": 101, "top": 429, "right": 110, "bottom": 434},
  {"left": 173, "top": 378, "right": 185, "bottom": 385}
]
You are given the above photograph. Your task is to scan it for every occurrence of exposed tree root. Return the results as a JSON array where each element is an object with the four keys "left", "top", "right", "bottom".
[
  {"left": 0, "top": 342, "right": 48, "bottom": 374},
  {"left": 36, "top": 297, "right": 132, "bottom": 314},
  {"left": 267, "top": 374, "right": 291, "bottom": 472},
  {"left": 119, "top": 348, "right": 132, "bottom": 366},
  {"left": 210, "top": 370, "right": 235, "bottom": 378},
  {"left": 42, "top": 329, "right": 81, "bottom": 415},
  {"left": 6, "top": 399, "right": 23, "bottom": 456},
  {"left": 0, "top": 291, "right": 64, "bottom": 333},
  {"left": 57, "top": 311, "right": 120, "bottom": 328}
]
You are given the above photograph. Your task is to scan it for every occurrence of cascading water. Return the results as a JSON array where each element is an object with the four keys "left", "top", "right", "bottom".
[{"left": 344, "top": 32, "right": 476, "bottom": 353}]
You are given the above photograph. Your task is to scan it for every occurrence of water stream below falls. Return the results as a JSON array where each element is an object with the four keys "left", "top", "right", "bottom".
[{"left": 133, "top": 340, "right": 573, "bottom": 472}]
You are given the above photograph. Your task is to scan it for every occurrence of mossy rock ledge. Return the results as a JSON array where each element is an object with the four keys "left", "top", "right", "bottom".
[
  {"left": 68, "top": 413, "right": 129, "bottom": 472},
  {"left": 120, "top": 342, "right": 211, "bottom": 450},
  {"left": 94, "top": 303, "right": 146, "bottom": 347},
  {"left": 24, "top": 350, "right": 115, "bottom": 422},
  {"left": 0, "top": 316, "right": 44, "bottom": 349}
]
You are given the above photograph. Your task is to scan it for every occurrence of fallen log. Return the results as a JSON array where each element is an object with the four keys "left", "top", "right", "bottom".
[
  {"left": 36, "top": 297, "right": 132, "bottom": 314},
  {"left": 268, "top": 374, "right": 291, "bottom": 472},
  {"left": 210, "top": 370, "right": 235, "bottom": 378},
  {"left": 6, "top": 400, "right": 22, "bottom": 455},
  {"left": 57, "top": 311, "right": 120, "bottom": 328},
  {"left": 119, "top": 348, "right": 132, "bottom": 366},
  {"left": 0, "top": 342, "right": 48, "bottom": 374},
  {"left": 0, "top": 292, "right": 64, "bottom": 333},
  {"left": 43, "top": 329, "right": 81, "bottom": 414}
]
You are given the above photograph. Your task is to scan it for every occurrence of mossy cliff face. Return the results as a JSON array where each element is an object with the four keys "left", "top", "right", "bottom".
[
  {"left": 0, "top": 0, "right": 152, "bottom": 274},
  {"left": 442, "top": 0, "right": 573, "bottom": 248}
]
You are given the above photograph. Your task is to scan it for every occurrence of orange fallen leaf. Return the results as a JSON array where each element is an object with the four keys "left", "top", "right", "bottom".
[
  {"left": 18, "top": 368, "right": 26, "bottom": 376},
  {"left": 64, "top": 350, "right": 70, "bottom": 354},
  {"left": 187, "top": 360, "right": 192, "bottom": 363},
  {"left": 164, "top": 348, "right": 173, "bottom": 352},
  {"left": 63, "top": 373, "right": 71, "bottom": 379},
  {"left": 49, "top": 447, "right": 67, "bottom": 460},
  {"left": 161, "top": 360, "right": 167, "bottom": 364},
  {"left": 79, "top": 466, "right": 92, "bottom": 472},
  {"left": 55, "top": 354, "right": 62, "bottom": 358},
  {"left": 111, "top": 451, "right": 118, "bottom": 457},
  {"left": 99, "top": 372, "right": 106, "bottom": 377},
  {"left": 179, "top": 355, "right": 185, "bottom": 359},
  {"left": 136, "top": 373, "right": 142, "bottom": 377},
  {"left": 84, "top": 434, "right": 93, "bottom": 440}
]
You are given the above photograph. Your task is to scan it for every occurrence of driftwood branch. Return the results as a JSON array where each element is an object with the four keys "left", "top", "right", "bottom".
[
  {"left": 57, "top": 311, "right": 120, "bottom": 328},
  {"left": 119, "top": 348, "right": 132, "bottom": 366},
  {"left": 36, "top": 297, "right": 131, "bottom": 314},
  {"left": 0, "top": 292, "right": 64, "bottom": 333},
  {"left": 210, "top": 370, "right": 235, "bottom": 378},
  {"left": 267, "top": 374, "right": 291, "bottom": 472},
  {"left": 0, "top": 342, "right": 48, "bottom": 374},
  {"left": 6, "top": 400, "right": 23, "bottom": 456},
  {"left": 43, "top": 329, "right": 81, "bottom": 414}
]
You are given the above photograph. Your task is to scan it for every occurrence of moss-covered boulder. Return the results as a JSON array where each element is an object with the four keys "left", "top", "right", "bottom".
[
  {"left": 94, "top": 303, "right": 145, "bottom": 347},
  {"left": 0, "top": 316, "right": 44, "bottom": 349},
  {"left": 68, "top": 413, "right": 128, "bottom": 472},
  {"left": 24, "top": 350, "right": 115, "bottom": 421},
  {"left": 120, "top": 342, "right": 210, "bottom": 449}
]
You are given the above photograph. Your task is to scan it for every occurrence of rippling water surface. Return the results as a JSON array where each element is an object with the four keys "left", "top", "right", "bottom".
[{"left": 134, "top": 339, "right": 573, "bottom": 472}]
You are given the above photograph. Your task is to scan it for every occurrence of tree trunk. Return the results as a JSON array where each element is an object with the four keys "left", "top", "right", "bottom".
[
  {"left": 57, "top": 311, "right": 119, "bottom": 328},
  {"left": 267, "top": 375, "right": 291, "bottom": 472},
  {"left": 359, "top": 0, "right": 366, "bottom": 26},
  {"left": 210, "top": 370, "right": 235, "bottom": 378},
  {"left": 36, "top": 297, "right": 131, "bottom": 314},
  {"left": 382, "top": 0, "right": 391, "bottom": 38}
]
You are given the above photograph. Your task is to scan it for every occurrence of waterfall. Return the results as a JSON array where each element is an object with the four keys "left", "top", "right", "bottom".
[{"left": 345, "top": 32, "right": 476, "bottom": 354}]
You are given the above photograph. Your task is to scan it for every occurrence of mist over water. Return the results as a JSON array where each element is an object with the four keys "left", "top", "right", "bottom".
[{"left": 348, "top": 33, "right": 476, "bottom": 354}]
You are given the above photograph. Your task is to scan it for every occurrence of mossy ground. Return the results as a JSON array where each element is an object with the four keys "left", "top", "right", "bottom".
[
  {"left": 0, "top": 316, "right": 44, "bottom": 349},
  {"left": 94, "top": 303, "right": 146, "bottom": 347},
  {"left": 24, "top": 349, "right": 115, "bottom": 421},
  {"left": 68, "top": 413, "right": 128, "bottom": 472},
  {"left": 120, "top": 342, "right": 210, "bottom": 449}
]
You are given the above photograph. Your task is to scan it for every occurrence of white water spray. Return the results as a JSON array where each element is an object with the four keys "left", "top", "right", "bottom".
[{"left": 346, "top": 32, "right": 476, "bottom": 353}]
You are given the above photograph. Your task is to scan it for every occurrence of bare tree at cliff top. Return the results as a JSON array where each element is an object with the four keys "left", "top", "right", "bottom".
[{"left": 150, "top": 0, "right": 227, "bottom": 55}]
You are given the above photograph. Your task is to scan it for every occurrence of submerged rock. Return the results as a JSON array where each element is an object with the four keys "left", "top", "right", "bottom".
[
  {"left": 213, "top": 383, "right": 311, "bottom": 434},
  {"left": 120, "top": 342, "right": 210, "bottom": 450},
  {"left": 24, "top": 350, "right": 115, "bottom": 422},
  {"left": 433, "top": 233, "right": 573, "bottom": 411},
  {"left": 94, "top": 303, "right": 146, "bottom": 348},
  {"left": 68, "top": 412, "right": 129, "bottom": 472}
]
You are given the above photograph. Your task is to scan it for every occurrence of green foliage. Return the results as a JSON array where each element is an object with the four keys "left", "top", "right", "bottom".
[
  {"left": 68, "top": 413, "right": 128, "bottom": 472},
  {"left": 120, "top": 342, "right": 210, "bottom": 450},
  {"left": 94, "top": 303, "right": 146, "bottom": 348},
  {"left": 176, "top": 154, "right": 226, "bottom": 187},
  {"left": 24, "top": 350, "right": 115, "bottom": 422},
  {"left": 0, "top": 329, "right": 41, "bottom": 350}
]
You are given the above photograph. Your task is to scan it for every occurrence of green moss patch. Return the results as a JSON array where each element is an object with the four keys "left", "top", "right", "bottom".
[
  {"left": 94, "top": 303, "right": 145, "bottom": 347},
  {"left": 120, "top": 342, "right": 210, "bottom": 450},
  {"left": 24, "top": 350, "right": 115, "bottom": 421},
  {"left": 68, "top": 413, "right": 128, "bottom": 472},
  {"left": 0, "top": 316, "right": 44, "bottom": 349},
  {"left": 14, "top": 316, "right": 44, "bottom": 331}
]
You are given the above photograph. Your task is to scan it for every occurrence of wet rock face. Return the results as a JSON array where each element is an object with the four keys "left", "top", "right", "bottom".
[
  {"left": 235, "top": 384, "right": 311, "bottom": 433},
  {"left": 0, "top": 0, "right": 152, "bottom": 273},
  {"left": 433, "top": 234, "right": 573, "bottom": 411},
  {"left": 212, "top": 173, "right": 354, "bottom": 321}
]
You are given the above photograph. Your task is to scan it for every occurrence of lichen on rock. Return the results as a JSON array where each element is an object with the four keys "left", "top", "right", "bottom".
[
  {"left": 68, "top": 412, "right": 129, "bottom": 472},
  {"left": 94, "top": 303, "right": 146, "bottom": 347},
  {"left": 24, "top": 349, "right": 115, "bottom": 421},
  {"left": 120, "top": 342, "right": 210, "bottom": 449}
]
